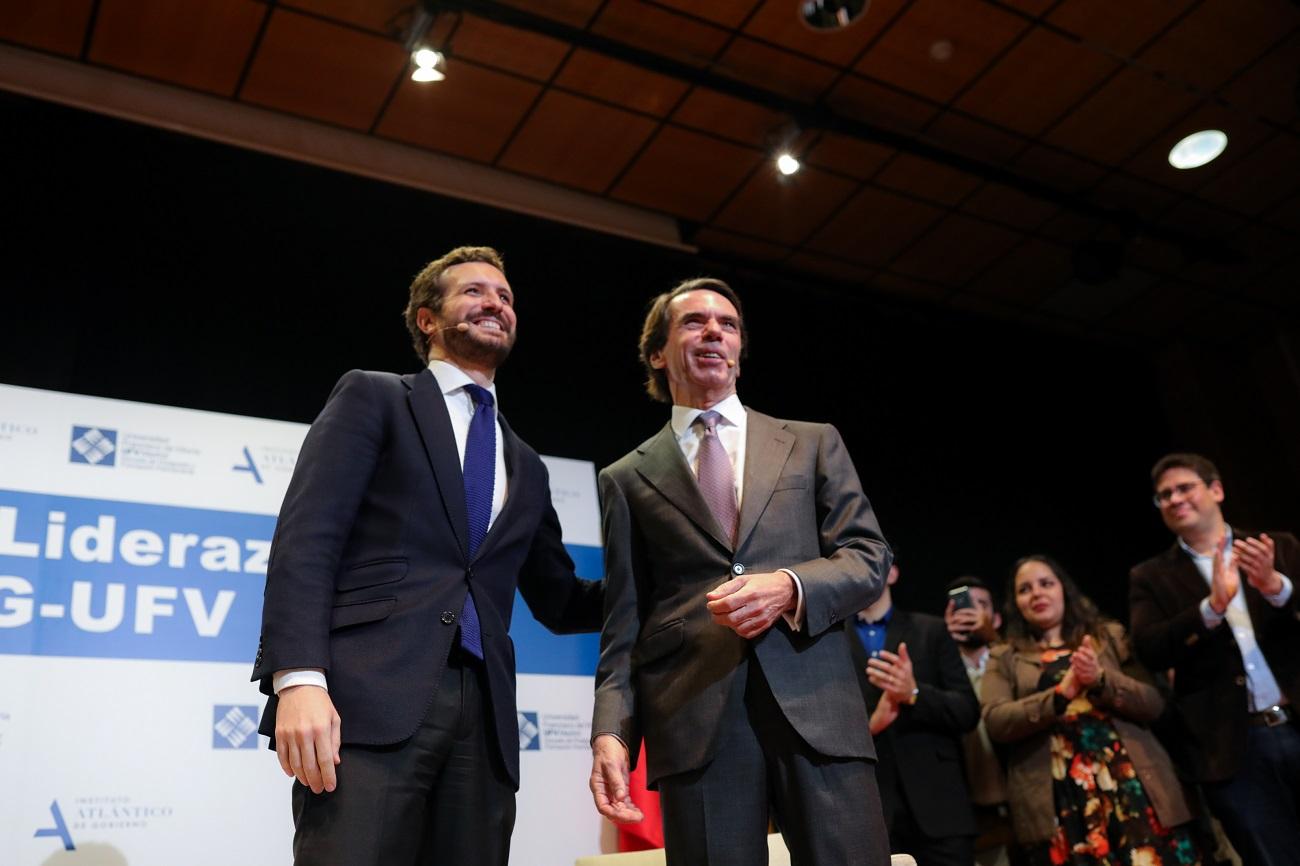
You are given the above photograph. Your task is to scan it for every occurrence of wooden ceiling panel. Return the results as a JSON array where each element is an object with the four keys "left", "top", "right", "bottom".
[
  {"left": 871, "top": 270, "right": 951, "bottom": 303},
  {"left": 857, "top": 0, "right": 1028, "bottom": 104},
  {"left": 743, "top": 0, "right": 909, "bottom": 67},
  {"left": 376, "top": 63, "right": 540, "bottom": 163},
  {"left": 555, "top": 49, "right": 690, "bottom": 117},
  {"left": 611, "top": 126, "right": 762, "bottom": 220},
  {"left": 825, "top": 75, "right": 940, "bottom": 136},
  {"left": 1125, "top": 236, "right": 1186, "bottom": 275},
  {"left": 672, "top": 87, "right": 786, "bottom": 148},
  {"left": 1101, "top": 281, "right": 1209, "bottom": 338},
  {"left": 1263, "top": 194, "right": 1300, "bottom": 235},
  {"left": 926, "top": 111, "right": 1026, "bottom": 164},
  {"left": 997, "top": 0, "right": 1057, "bottom": 16},
  {"left": 1042, "top": 66, "right": 1202, "bottom": 166},
  {"left": 498, "top": 90, "right": 658, "bottom": 194},
  {"left": 1086, "top": 173, "right": 1179, "bottom": 222},
  {"left": 890, "top": 213, "right": 1022, "bottom": 285},
  {"left": 803, "top": 132, "right": 894, "bottom": 181},
  {"left": 714, "top": 165, "right": 858, "bottom": 246},
  {"left": 1123, "top": 102, "right": 1272, "bottom": 194},
  {"left": 240, "top": 10, "right": 406, "bottom": 130},
  {"left": 1220, "top": 30, "right": 1300, "bottom": 125},
  {"left": 1156, "top": 198, "right": 1247, "bottom": 242},
  {"left": 281, "top": 0, "right": 408, "bottom": 34},
  {"left": 715, "top": 37, "right": 840, "bottom": 102},
  {"left": 655, "top": 0, "right": 757, "bottom": 29},
  {"left": 875, "top": 153, "right": 982, "bottom": 206},
  {"left": 447, "top": 14, "right": 569, "bottom": 82},
  {"left": 591, "top": 0, "right": 730, "bottom": 68},
  {"left": 1195, "top": 132, "right": 1300, "bottom": 215},
  {"left": 805, "top": 186, "right": 945, "bottom": 266},
  {"left": 955, "top": 28, "right": 1120, "bottom": 136},
  {"left": 966, "top": 238, "right": 1072, "bottom": 305},
  {"left": 784, "top": 251, "right": 874, "bottom": 284},
  {"left": 1136, "top": 0, "right": 1300, "bottom": 92},
  {"left": 0, "top": 0, "right": 92, "bottom": 56},
  {"left": 692, "top": 226, "right": 790, "bottom": 262},
  {"left": 491, "top": 0, "right": 602, "bottom": 29},
  {"left": 1037, "top": 269, "right": 1157, "bottom": 322},
  {"left": 960, "top": 182, "right": 1058, "bottom": 231},
  {"left": 1012, "top": 146, "right": 1108, "bottom": 194},
  {"left": 89, "top": 0, "right": 264, "bottom": 97},
  {"left": 1035, "top": 210, "right": 1104, "bottom": 244},
  {"left": 1048, "top": 0, "right": 1192, "bottom": 56}
]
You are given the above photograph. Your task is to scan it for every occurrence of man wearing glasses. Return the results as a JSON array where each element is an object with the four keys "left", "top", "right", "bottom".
[{"left": 1129, "top": 452, "right": 1300, "bottom": 865}]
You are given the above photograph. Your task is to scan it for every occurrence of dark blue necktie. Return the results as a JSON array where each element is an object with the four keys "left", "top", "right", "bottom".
[{"left": 459, "top": 383, "right": 495, "bottom": 659}]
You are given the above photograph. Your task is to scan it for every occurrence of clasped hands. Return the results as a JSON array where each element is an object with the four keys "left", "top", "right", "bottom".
[
  {"left": 1210, "top": 533, "right": 1283, "bottom": 614},
  {"left": 865, "top": 643, "right": 916, "bottom": 734},
  {"left": 1056, "top": 635, "right": 1102, "bottom": 700},
  {"left": 704, "top": 570, "right": 796, "bottom": 639}
]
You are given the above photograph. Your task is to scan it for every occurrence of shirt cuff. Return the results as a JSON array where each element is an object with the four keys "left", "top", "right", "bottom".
[
  {"left": 1199, "top": 596, "right": 1226, "bottom": 629},
  {"left": 1263, "top": 573, "right": 1293, "bottom": 606},
  {"left": 779, "top": 568, "right": 805, "bottom": 632},
  {"left": 273, "top": 668, "right": 327, "bottom": 694}
]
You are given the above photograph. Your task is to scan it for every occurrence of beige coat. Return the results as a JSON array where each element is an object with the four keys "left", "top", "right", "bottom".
[{"left": 981, "top": 622, "right": 1192, "bottom": 845}]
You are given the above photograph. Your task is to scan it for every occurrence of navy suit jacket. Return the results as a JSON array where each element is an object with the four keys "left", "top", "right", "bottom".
[{"left": 252, "top": 368, "right": 602, "bottom": 788}]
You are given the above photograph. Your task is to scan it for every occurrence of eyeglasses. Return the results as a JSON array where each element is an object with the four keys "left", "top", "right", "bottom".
[{"left": 1152, "top": 480, "right": 1205, "bottom": 508}]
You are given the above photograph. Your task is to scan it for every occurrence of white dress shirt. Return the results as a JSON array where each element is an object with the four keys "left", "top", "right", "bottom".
[
  {"left": 668, "top": 394, "right": 805, "bottom": 630},
  {"left": 1185, "top": 528, "right": 1293, "bottom": 712},
  {"left": 273, "top": 360, "right": 507, "bottom": 695}
]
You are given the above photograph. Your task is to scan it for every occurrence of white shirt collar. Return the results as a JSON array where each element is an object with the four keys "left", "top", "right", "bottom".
[
  {"left": 1178, "top": 526, "right": 1232, "bottom": 560},
  {"left": 427, "top": 359, "right": 499, "bottom": 407},
  {"left": 669, "top": 393, "right": 746, "bottom": 437}
]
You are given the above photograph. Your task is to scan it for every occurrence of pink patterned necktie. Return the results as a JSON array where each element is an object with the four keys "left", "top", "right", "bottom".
[{"left": 694, "top": 410, "right": 738, "bottom": 546}]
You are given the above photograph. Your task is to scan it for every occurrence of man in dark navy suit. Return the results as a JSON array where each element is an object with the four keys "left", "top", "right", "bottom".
[{"left": 252, "top": 246, "right": 602, "bottom": 866}]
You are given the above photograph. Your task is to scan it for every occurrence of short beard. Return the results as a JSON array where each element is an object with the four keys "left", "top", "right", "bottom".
[{"left": 445, "top": 326, "right": 513, "bottom": 367}]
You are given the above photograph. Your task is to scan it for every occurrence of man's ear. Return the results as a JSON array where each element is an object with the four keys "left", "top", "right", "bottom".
[{"left": 649, "top": 350, "right": 666, "bottom": 370}]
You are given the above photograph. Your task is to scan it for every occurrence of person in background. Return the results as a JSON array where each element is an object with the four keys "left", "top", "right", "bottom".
[
  {"left": 982, "top": 555, "right": 1201, "bottom": 866},
  {"left": 943, "top": 576, "right": 1016, "bottom": 866},
  {"left": 1129, "top": 452, "right": 1300, "bottom": 866},
  {"left": 850, "top": 558, "right": 981, "bottom": 866}
]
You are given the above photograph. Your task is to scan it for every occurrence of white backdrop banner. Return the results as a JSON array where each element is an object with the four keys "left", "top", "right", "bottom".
[{"left": 0, "top": 383, "right": 604, "bottom": 866}]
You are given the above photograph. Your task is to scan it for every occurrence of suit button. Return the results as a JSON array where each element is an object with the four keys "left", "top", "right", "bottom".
[
  {"left": 1234, "top": 675, "right": 1246, "bottom": 687},
  {"left": 441, "top": 611, "right": 457, "bottom": 625},
  {"left": 732, "top": 563, "right": 745, "bottom": 576}
]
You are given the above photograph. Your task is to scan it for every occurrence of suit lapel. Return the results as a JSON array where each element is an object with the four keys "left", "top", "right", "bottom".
[
  {"left": 636, "top": 424, "right": 733, "bottom": 552},
  {"left": 1164, "top": 543, "right": 1211, "bottom": 604},
  {"left": 736, "top": 411, "right": 795, "bottom": 552},
  {"left": 406, "top": 371, "right": 470, "bottom": 561}
]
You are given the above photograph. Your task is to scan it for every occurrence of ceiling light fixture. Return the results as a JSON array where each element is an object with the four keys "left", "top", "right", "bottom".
[
  {"left": 776, "top": 153, "right": 801, "bottom": 176},
  {"left": 411, "top": 47, "right": 446, "bottom": 82},
  {"left": 402, "top": 3, "right": 445, "bottom": 83},
  {"left": 1167, "top": 129, "right": 1227, "bottom": 169}
]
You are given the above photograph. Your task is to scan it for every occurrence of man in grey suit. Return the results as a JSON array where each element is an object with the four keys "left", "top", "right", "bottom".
[{"left": 588, "top": 278, "right": 893, "bottom": 866}]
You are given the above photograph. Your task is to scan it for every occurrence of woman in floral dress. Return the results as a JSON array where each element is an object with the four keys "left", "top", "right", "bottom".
[{"left": 981, "top": 555, "right": 1202, "bottom": 866}]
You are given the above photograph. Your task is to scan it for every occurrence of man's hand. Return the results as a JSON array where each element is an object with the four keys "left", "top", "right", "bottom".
[
  {"left": 1234, "top": 533, "right": 1284, "bottom": 596},
  {"left": 866, "top": 642, "right": 917, "bottom": 704},
  {"left": 945, "top": 603, "right": 998, "bottom": 645},
  {"left": 1070, "top": 635, "right": 1101, "bottom": 688},
  {"left": 869, "top": 692, "right": 900, "bottom": 735},
  {"left": 589, "top": 735, "right": 644, "bottom": 824},
  {"left": 1210, "top": 535, "right": 1240, "bottom": 615},
  {"left": 705, "top": 571, "right": 795, "bottom": 639},
  {"left": 275, "top": 685, "right": 341, "bottom": 794}
]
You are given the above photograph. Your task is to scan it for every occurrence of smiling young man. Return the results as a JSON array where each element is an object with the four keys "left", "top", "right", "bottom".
[
  {"left": 1128, "top": 452, "right": 1300, "bottom": 865},
  {"left": 588, "top": 278, "right": 893, "bottom": 866},
  {"left": 252, "top": 246, "right": 602, "bottom": 866}
]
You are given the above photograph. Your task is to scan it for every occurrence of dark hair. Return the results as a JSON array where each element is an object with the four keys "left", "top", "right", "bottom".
[
  {"left": 1003, "top": 554, "right": 1108, "bottom": 651},
  {"left": 638, "top": 277, "right": 749, "bottom": 403},
  {"left": 403, "top": 246, "right": 506, "bottom": 363},
  {"left": 945, "top": 574, "right": 995, "bottom": 605},
  {"left": 1150, "top": 452, "right": 1220, "bottom": 489}
]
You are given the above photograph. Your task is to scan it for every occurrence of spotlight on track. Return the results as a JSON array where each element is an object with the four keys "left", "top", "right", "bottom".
[
  {"left": 1168, "top": 130, "right": 1227, "bottom": 169},
  {"left": 776, "top": 152, "right": 801, "bottom": 176},
  {"left": 411, "top": 47, "right": 446, "bottom": 82},
  {"left": 402, "top": 3, "right": 445, "bottom": 83}
]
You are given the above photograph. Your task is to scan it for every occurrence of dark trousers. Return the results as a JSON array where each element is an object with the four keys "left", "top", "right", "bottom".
[
  {"left": 290, "top": 650, "right": 515, "bottom": 866},
  {"left": 888, "top": 801, "right": 975, "bottom": 866},
  {"left": 1202, "top": 719, "right": 1300, "bottom": 866},
  {"left": 656, "top": 659, "right": 890, "bottom": 866}
]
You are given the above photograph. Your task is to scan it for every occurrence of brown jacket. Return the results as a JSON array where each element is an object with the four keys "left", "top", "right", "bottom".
[{"left": 981, "top": 622, "right": 1192, "bottom": 845}]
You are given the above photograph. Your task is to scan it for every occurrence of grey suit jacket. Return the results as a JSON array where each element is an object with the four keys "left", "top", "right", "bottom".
[{"left": 591, "top": 408, "right": 892, "bottom": 786}]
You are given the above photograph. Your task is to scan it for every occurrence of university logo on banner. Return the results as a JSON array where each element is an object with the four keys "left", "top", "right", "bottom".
[
  {"left": 69, "top": 426, "right": 116, "bottom": 466},
  {"left": 518, "top": 711, "right": 541, "bottom": 750},
  {"left": 213, "top": 705, "right": 259, "bottom": 749}
]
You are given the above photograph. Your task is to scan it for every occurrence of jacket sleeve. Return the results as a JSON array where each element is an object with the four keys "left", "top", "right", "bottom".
[
  {"left": 901, "top": 623, "right": 980, "bottom": 735},
  {"left": 517, "top": 462, "right": 604, "bottom": 634},
  {"left": 783, "top": 424, "right": 892, "bottom": 638},
  {"left": 1088, "top": 623, "right": 1164, "bottom": 724},
  {"left": 1128, "top": 560, "right": 1214, "bottom": 672},
  {"left": 590, "top": 468, "right": 644, "bottom": 760},
  {"left": 252, "top": 370, "right": 386, "bottom": 690},
  {"left": 981, "top": 645, "right": 1061, "bottom": 744}
]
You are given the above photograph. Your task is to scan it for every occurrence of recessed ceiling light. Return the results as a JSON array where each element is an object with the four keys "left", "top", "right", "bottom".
[
  {"left": 776, "top": 153, "right": 801, "bottom": 176},
  {"left": 1168, "top": 130, "right": 1227, "bottom": 169},
  {"left": 411, "top": 47, "right": 446, "bottom": 83},
  {"left": 929, "top": 39, "right": 954, "bottom": 62}
]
